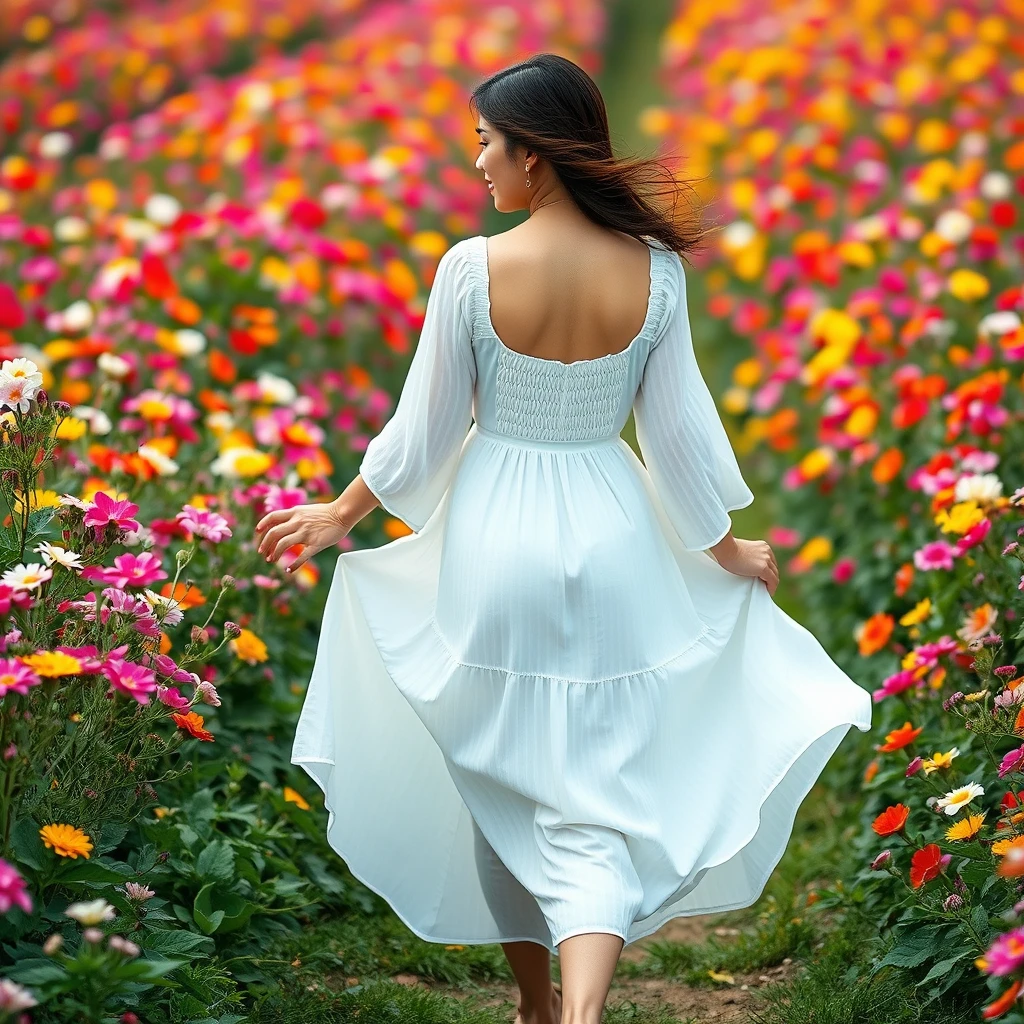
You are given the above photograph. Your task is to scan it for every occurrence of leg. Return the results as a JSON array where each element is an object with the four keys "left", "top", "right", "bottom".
[
  {"left": 471, "top": 818, "right": 560, "bottom": 1022},
  {"left": 557, "top": 931, "right": 623, "bottom": 1024}
]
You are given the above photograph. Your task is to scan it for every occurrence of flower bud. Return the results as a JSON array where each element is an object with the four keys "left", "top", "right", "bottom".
[
  {"left": 191, "top": 625, "right": 210, "bottom": 644},
  {"left": 220, "top": 575, "right": 237, "bottom": 589},
  {"left": 35, "top": 389, "right": 48, "bottom": 407},
  {"left": 42, "top": 933, "right": 64, "bottom": 955},
  {"left": 82, "top": 927, "right": 104, "bottom": 943},
  {"left": 224, "top": 621, "right": 242, "bottom": 639},
  {"left": 943, "top": 691, "right": 966, "bottom": 710},
  {"left": 870, "top": 850, "right": 891, "bottom": 870},
  {"left": 53, "top": 401, "right": 72, "bottom": 416},
  {"left": 943, "top": 893, "right": 963, "bottom": 912},
  {"left": 905, "top": 756, "right": 923, "bottom": 777}
]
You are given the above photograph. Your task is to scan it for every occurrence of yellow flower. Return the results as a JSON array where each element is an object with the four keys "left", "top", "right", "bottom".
[
  {"left": 946, "top": 813, "right": 985, "bottom": 842},
  {"left": 283, "top": 787, "right": 310, "bottom": 810},
  {"left": 992, "top": 835, "right": 1024, "bottom": 857},
  {"left": 54, "top": 417, "right": 88, "bottom": 441},
  {"left": 229, "top": 628, "right": 268, "bottom": 665},
  {"left": 964, "top": 690, "right": 989, "bottom": 703},
  {"left": 947, "top": 268, "right": 990, "bottom": 302},
  {"left": 899, "top": 598, "right": 932, "bottom": 627},
  {"left": 922, "top": 747, "right": 960, "bottom": 773},
  {"left": 40, "top": 823, "right": 93, "bottom": 859},
  {"left": 18, "top": 651, "right": 84, "bottom": 677},
  {"left": 934, "top": 500, "right": 985, "bottom": 536}
]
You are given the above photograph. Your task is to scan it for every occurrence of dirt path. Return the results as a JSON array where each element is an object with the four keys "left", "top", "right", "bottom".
[{"left": 393, "top": 913, "right": 799, "bottom": 1023}]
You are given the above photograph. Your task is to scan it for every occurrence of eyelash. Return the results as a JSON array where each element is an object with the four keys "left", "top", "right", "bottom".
[{"left": 478, "top": 141, "right": 488, "bottom": 147}]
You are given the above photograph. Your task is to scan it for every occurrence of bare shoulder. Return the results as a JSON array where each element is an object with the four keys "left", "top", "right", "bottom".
[{"left": 484, "top": 223, "right": 652, "bottom": 269}]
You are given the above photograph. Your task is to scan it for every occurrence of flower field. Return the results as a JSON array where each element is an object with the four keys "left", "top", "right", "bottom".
[
  {"left": 648, "top": 0, "right": 1024, "bottom": 1018},
  {"left": 3, "top": 0, "right": 1024, "bottom": 1020},
  {"left": 0, "top": 2, "right": 605, "bottom": 1020}
]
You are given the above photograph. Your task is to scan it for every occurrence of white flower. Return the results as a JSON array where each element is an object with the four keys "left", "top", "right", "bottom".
[
  {"left": 979, "top": 311, "right": 1021, "bottom": 338},
  {"left": 54, "top": 215, "right": 90, "bottom": 242},
  {"left": 954, "top": 472, "right": 1002, "bottom": 504},
  {"left": 1, "top": 563, "right": 53, "bottom": 591},
  {"left": 58, "top": 493, "right": 92, "bottom": 510},
  {"left": 144, "top": 193, "right": 181, "bottom": 226},
  {"left": 64, "top": 898, "right": 116, "bottom": 925},
  {"left": 935, "top": 781, "right": 985, "bottom": 815},
  {"left": 34, "top": 542, "right": 84, "bottom": 570},
  {"left": 169, "top": 329, "right": 205, "bottom": 357},
  {"left": 238, "top": 81, "right": 274, "bottom": 113},
  {"left": 934, "top": 209, "right": 972, "bottom": 245},
  {"left": 98, "top": 135, "right": 129, "bottom": 161},
  {"left": 97, "top": 352, "right": 132, "bottom": 380},
  {"left": 143, "top": 590, "right": 184, "bottom": 626},
  {"left": 851, "top": 214, "right": 888, "bottom": 242},
  {"left": 60, "top": 299, "right": 93, "bottom": 333},
  {"left": 117, "top": 217, "right": 156, "bottom": 243},
  {"left": 0, "top": 357, "right": 43, "bottom": 412},
  {"left": 38, "top": 131, "right": 72, "bottom": 159},
  {"left": 721, "top": 219, "right": 756, "bottom": 251},
  {"left": 71, "top": 405, "right": 113, "bottom": 435},
  {"left": 206, "top": 410, "right": 235, "bottom": 435},
  {"left": 256, "top": 371, "right": 297, "bottom": 405},
  {"left": 137, "top": 443, "right": 179, "bottom": 476},
  {"left": 321, "top": 182, "right": 356, "bottom": 210},
  {"left": 0, "top": 979, "right": 38, "bottom": 1012},
  {"left": 979, "top": 170, "right": 1010, "bottom": 200}
]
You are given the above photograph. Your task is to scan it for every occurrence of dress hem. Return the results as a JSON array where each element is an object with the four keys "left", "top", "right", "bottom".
[{"left": 292, "top": 703, "right": 867, "bottom": 957}]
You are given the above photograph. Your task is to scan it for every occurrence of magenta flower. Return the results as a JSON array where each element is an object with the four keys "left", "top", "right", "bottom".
[
  {"left": 905, "top": 756, "right": 923, "bottom": 777},
  {"left": 81, "top": 552, "right": 168, "bottom": 589},
  {"left": 0, "top": 584, "right": 33, "bottom": 617},
  {"left": 0, "top": 659, "right": 41, "bottom": 698},
  {"left": 999, "top": 745, "right": 1024, "bottom": 780},
  {"left": 954, "top": 517, "right": 992, "bottom": 554},
  {"left": 156, "top": 685, "right": 190, "bottom": 710},
  {"left": 102, "top": 660, "right": 158, "bottom": 704},
  {"left": 872, "top": 669, "right": 917, "bottom": 703},
  {"left": 981, "top": 927, "right": 1024, "bottom": 976},
  {"left": 175, "top": 504, "right": 232, "bottom": 543},
  {"left": 53, "top": 646, "right": 104, "bottom": 673},
  {"left": 913, "top": 541, "right": 957, "bottom": 572},
  {"left": 82, "top": 491, "right": 141, "bottom": 538},
  {"left": 0, "top": 857, "right": 32, "bottom": 913}
]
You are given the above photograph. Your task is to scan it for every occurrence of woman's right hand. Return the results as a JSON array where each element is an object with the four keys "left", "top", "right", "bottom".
[{"left": 710, "top": 538, "right": 779, "bottom": 597}]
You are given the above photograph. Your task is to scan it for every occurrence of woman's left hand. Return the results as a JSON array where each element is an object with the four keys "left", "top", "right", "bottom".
[{"left": 255, "top": 502, "right": 352, "bottom": 573}]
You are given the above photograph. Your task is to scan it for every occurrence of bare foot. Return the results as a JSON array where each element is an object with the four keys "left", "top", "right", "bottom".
[{"left": 514, "top": 982, "right": 561, "bottom": 1024}]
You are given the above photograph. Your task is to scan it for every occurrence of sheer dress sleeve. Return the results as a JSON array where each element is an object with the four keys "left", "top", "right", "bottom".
[
  {"left": 358, "top": 240, "right": 477, "bottom": 533},
  {"left": 632, "top": 252, "right": 754, "bottom": 551}
]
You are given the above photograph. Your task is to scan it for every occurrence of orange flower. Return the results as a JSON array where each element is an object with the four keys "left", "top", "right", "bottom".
[
  {"left": 171, "top": 711, "right": 215, "bottom": 742},
  {"left": 872, "top": 803, "right": 910, "bottom": 837},
  {"left": 863, "top": 759, "right": 879, "bottom": 784},
  {"left": 982, "top": 979, "right": 1022, "bottom": 1020},
  {"left": 909, "top": 844, "right": 942, "bottom": 888},
  {"left": 39, "top": 823, "right": 92, "bottom": 859},
  {"left": 877, "top": 721, "right": 923, "bottom": 752},
  {"left": 856, "top": 612, "right": 894, "bottom": 657}
]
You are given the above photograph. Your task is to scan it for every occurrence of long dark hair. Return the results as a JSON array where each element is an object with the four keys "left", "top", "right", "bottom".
[{"left": 469, "top": 53, "right": 713, "bottom": 263}]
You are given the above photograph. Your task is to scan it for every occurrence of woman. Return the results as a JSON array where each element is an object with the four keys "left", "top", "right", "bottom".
[{"left": 256, "top": 53, "right": 873, "bottom": 1024}]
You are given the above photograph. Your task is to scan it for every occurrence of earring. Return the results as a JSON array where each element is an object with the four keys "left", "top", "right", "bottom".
[{"left": 525, "top": 163, "right": 531, "bottom": 188}]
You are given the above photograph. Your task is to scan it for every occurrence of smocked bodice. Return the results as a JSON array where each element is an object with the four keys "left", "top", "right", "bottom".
[{"left": 461, "top": 234, "right": 678, "bottom": 445}]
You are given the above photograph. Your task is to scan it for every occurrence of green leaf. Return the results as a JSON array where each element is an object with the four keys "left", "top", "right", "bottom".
[
  {"left": 142, "top": 929, "right": 214, "bottom": 957},
  {"left": 919, "top": 952, "right": 970, "bottom": 986},
  {"left": 58, "top": 858, "right": 134, "bottom": 884},
  {"left": 95, "top": 822, "right": 130, "bottom": 855},
  {"left": 10, "top": 817, "right": 44, "bottom": 870},
  {"left": 875, "top": 933, "right": 942, "bottom": 970},
  {"left": 193, "top": 883, "right": 255, "bottom": 935},
  {"left": 6, "top": 960, "right": 68, "bottom": 985},
  {"left": 195, "top": 840, "right": 235, "bottom": 883},
  {"left": 970, "top": 903, "right": 992, "bottom": 944}
]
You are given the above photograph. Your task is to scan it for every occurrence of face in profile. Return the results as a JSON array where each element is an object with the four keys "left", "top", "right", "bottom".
[{"left": 474, "top": 116, "right": 528, "bottom": 214}]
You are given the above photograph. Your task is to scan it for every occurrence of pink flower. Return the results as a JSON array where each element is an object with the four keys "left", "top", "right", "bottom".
[
  {"left": 175, "top": 504, "right": 232, "bottom": 543},
  {"left": 156, "top": 685, "right": 190, "bottom": 710},
  {"left": 102, "top": 660, "right": 158, "bottom": 704},
  {"left": 999, "top": 745, "right": 1024, "bottom": 779},
  {"left": 52, "top": 646, "right": 104, "bottom": 673},
  {"left": 906, "top": 756, "right": 923, "bottom": 777},
  {"left": 872, "top": 669, "right": 917, "bottom": 703},
  {"left": 870, "top": 850, "right": 891, "bottom": 870},
  {"left": 82, "top": 491, "right": 141, "bottom": 538},
  {"left": 81, "top": 552, "right": 168, "bottom": 589},
  {"left": 195, "top": 680, "right": 221, "bottom": 707},
  {"left": 913, "top": 541, "right": 957, "bottom": 572},
  {"left": 981, "top": 927, "right": 1024, "bottom": 976},
  {"left": 0, "top": 857, "right": 32, "bottom": 913},
  {"left": 0, "top": 659, "right": 41, "bottom": 698}
]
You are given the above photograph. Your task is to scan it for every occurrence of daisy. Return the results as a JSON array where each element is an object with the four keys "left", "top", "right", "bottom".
[
  {"left": 64, "top": 898, "right": 116, "bottom": 925},
  {"left": 921, "top": 747, "right": 960, "bottom": 773},
  {"left": 39, "top": 823, "right": 93, "bottom": 859},
  {"left": 1, "top": 563, "right": 53, "bottom": 591},
  {"left": 936, "top": 781, "right": 985, "bottom": 815},
  {"left": 34, "top": 542, "right": 84, "bottom": 570}
]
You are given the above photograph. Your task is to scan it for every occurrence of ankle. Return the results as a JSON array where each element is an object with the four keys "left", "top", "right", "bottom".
[{"left": 517, "top": 985, "right": 561, "bottom": 1023}]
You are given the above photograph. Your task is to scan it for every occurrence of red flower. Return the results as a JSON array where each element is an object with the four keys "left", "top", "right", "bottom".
[
  {"left": 982, "top": 979, "right": 1022, "bottom": 1020},
  {"left": 0, "top": 283, "right": 25, "bottom": 330},
  {"left": 909, "top": 844, "right": 942, "bottom": 888},
  {"left": 872, "top": 803, "right": 910, "bottom": 837},
  {"left": 141, "top": 254, "right": 176, "bottom": 300},
  {"left": 289, "top": 197, "right": 326, "bottom": 230}
]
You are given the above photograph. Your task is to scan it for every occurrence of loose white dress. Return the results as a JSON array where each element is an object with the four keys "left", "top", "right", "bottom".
[{"left": 292, "top": 233, "right": 873, "bottom": 954}]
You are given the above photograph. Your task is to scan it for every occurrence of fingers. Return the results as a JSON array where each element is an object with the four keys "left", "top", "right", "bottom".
[
  {"left": 255, "top": 508, "right": 292, "bottom": 534},
  {"left": 265, "top": 529, "right": 305, "bottom": 564},
  {"left": 256, "top": 521, "right": 294, "bottom": 559}
]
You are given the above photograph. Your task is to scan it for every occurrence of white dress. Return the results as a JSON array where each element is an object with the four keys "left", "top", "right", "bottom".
[{"left": 291, "top": 233, "right": 873, "bottom": 954}]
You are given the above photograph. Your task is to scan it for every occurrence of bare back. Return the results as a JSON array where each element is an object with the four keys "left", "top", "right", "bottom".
[{"left": 484, "top": 222, "right": 654, "bottom": 366}]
